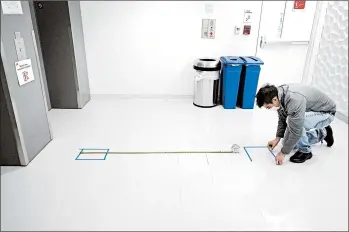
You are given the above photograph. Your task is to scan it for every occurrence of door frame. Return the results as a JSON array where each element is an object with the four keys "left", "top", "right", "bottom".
[{"left": 255, "top": 1, "right": 325, "bottom": 84}]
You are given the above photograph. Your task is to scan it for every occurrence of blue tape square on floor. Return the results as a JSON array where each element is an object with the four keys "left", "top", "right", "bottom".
[
  {"left": 75, "top": 149, "right": 109, "bottom": 160},
  {"left": 243, "top": 146, "right": 275, "bottom": 162}
]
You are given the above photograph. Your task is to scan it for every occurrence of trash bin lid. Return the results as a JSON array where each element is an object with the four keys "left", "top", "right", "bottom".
[
  {"left": 193, "top": 58, "right": 220, "bottom": 71},
  {"left": 193, "top": 58, "right": 220, "bottom": 69},
  {"left": 220, "top": 56, "right": 245, "bottom": 65},
  {"left": 240, "top": 56, "right": 264, "bottom": 65}
]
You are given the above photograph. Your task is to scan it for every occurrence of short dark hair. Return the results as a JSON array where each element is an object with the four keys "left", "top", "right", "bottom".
[{"left": 256, "top": 84, "right": 278, "bottom": 108}]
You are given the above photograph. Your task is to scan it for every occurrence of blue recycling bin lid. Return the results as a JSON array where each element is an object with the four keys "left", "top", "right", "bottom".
[
  {"left": 220, "top": 56, "right": 245, "bottom": 65},
  {"left": 240, "top": 56, "right": 264, "bottom": 65}
]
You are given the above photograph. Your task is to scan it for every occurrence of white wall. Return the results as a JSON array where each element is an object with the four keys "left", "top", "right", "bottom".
[
  {"left": 308, "top": 1, "right": 348, "bottom": 121},
  {"left": 80, "top": 1, "right": 262, "bottom": 96}
]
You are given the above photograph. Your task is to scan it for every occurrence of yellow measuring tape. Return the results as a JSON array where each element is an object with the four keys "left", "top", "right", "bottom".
[{"left": 80, "top": 150, "right": 236, "bottom": 155}]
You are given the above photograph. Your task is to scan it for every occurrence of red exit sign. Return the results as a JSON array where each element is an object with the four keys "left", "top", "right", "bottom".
[{"left": 294, "top": 0, "right": 306, "bottom": 10}]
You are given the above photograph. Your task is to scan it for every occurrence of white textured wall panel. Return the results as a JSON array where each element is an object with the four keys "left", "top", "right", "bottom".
[{"left": 312, "top": 1, "right": 348, "bottom": 118}]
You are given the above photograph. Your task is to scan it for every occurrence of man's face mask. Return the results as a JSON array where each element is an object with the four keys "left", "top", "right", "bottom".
[
  {"left": 263, "top": 97, "right": 280, "bottom": 111},
  {"left": 269, "top": 106, "right": 280, "bottom": 111}
]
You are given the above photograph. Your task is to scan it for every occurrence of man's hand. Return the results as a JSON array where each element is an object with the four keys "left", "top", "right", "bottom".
[
  {"left": 275, "top": 151, "right": 285, "bottom": 165},
  {"left": 268, "top": 137, "right": 281, "bottom": 150}
]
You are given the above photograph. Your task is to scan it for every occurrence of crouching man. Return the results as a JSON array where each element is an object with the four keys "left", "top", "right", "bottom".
[{"left": 256, "top": 83, "right": 336, "bottom": 165}]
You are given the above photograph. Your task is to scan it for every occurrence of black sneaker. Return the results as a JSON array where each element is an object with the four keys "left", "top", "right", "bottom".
[
  {"left": 324, "top": 125, "right": 334, "bottom": 147},
  {"left": 290, "top": 151, "right": 313, "bottom": 163}
]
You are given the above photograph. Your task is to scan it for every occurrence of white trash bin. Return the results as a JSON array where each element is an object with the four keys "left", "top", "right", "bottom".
[{"left": 193, "top": 58, "right": 220, "bottom": 108}]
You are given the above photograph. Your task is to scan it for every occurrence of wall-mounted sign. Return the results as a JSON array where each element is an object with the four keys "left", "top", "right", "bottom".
[
  {"left": 243, "top": 9, "right": 253, "bottom": 23},
  {"left": 15, "top": 59, "right": 35, "bottom": 86},
  {"left": 1, "top": 1, "right": 23, "bottom": 14},
  {"left": 294, "top": 0, "right": 306, "bottom": 10},
  {"left": 201, "top": 19, "right": 216, "bottom": 39},
  {"left": 205, "top": 3, "right": 214, "bottom": 14}
]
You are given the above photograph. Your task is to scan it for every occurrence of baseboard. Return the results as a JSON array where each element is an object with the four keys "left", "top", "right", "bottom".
[
  {"left": 91, "top": 94, "right": 193, "bottom": 100},
  {"left": 336, "top": 112, "right": 348, "bottom": 124}
]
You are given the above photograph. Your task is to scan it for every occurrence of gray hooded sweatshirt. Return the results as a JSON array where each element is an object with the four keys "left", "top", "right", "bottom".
[{"left": 276, "top": 84, "right": 336, "bottom": 154}]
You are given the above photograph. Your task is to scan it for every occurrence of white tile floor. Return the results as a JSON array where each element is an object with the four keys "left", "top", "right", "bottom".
[{"left": 1, "top": 96, "right": 348, "bottom": 231}]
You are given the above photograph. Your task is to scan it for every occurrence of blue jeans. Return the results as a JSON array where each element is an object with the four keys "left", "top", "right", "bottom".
[{"left": 283, "top": 112, "right": 335, "bottom": 153}]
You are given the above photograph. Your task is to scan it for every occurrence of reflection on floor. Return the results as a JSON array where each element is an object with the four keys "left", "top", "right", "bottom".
[{"left": 1, "top": 96, "right": 348, "bottom": 230}]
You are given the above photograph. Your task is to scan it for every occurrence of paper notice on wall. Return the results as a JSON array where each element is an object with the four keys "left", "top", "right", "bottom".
[
  {"left": 15, "top": 59, "right": 35, "bottom": 86},
  {"left": 243, "top": 10, "right": 253, "bottom": 23},
  {"left": 1, "top": 1, "right": 23, "bottom": 14},
  {"left": 205, "top": 3, "right": 214, "bottom": 14}
]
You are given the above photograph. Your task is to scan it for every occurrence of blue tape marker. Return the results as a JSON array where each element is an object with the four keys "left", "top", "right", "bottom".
[
  {"left": 243, "top": 146, "right": 276, "bottom": 162},
  {"left": 75, "top": 148, "right": 109, "bottom": 161},
  {"left": 243, "top": 147, "right": 253, "bottom": 162},
  {"left": 75, "top": 149, "right": 84, "bottom": 160},
  {"left": 103, "top": 149, "right": 110, "bottom": 160},
  {"left": 267, "top": 148, "right": 276, "bottom": 157},
  {"left": 244, "top": 146, "right": 269, "bottom": 149}
]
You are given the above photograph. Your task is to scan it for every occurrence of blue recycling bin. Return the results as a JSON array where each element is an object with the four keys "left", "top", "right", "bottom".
[
  {"left": 237, "top": 56, "right": 264, "bottom": 109},
  {"left": 220, "top": 56, "right": 244, "bottom": 109}
]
